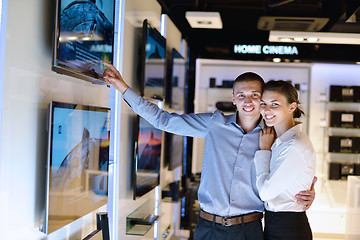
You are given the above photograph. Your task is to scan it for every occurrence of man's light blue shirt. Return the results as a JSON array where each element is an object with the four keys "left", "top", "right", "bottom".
[{"left": 123, "top": 88, "right": 264, "bottom": 217}]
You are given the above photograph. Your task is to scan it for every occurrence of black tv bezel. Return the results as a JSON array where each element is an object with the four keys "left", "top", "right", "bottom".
[
  {"left": 52, "top": 0, "right": 115, "bottom": 85},
  {"left": 139, "top": 19, "right": 167, "bottom": 99},
  {"left": 133, "top": 115, "right": 162, "bottom": 200},
  {"left": 164, "top": 132, "right": 184, "bottom": 171},
  {"left": 43, "top": 101, "right": 111, "bottom": 234}
]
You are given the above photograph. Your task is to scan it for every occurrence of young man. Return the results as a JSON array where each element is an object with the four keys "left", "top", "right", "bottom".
[{"left": 103, "top": 62, "right": 316, "bottom": 240}]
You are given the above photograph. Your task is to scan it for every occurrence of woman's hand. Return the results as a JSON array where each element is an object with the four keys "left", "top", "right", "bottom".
[
  {"left": 260, "top": 127, "right": 275, "bottom": 151},
  {"left": 103, "top": 62, "right": 129, "bottom": 94}
]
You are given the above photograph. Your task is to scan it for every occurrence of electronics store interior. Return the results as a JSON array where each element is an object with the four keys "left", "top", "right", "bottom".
[{"left": 1, "top": 0, "right": 360, "bottom": 239}]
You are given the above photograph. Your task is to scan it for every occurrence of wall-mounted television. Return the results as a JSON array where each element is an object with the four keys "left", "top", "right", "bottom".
[
  {"left": 140, "top": 19, "right": 166, "bottom": 100},
  {"left": 52, "top": 0, "right": 115, "bottom": 85},
  {"left": 42, "top": 101, "right": 110, "bottom": 234},
  {"left": 168, "top": 48, "right": 186, "bottom": 110},
  {"left": 133, "top": 116, "right": 162, "bottom": 200},
  {"left": 164, "top": 132, "right": 184, "bottom": 171}
]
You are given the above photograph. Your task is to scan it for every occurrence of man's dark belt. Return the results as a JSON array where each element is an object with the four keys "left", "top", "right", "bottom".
[{"left": 199, "top": 209, "right": 263, "bottom": 227}]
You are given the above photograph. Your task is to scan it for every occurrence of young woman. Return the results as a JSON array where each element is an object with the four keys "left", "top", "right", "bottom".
[{"left": 254, "top": 80, "right": 316, "bottom": 240}]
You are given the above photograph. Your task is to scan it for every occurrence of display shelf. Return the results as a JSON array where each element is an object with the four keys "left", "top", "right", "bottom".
[
  {"left": 319, "top": 100, "right": 360, "bottom": 104},
  {"left": 324, "top": 127, "right": 360, "bottom": 130},
  {"left": 327, "top": 152, "right": 360, "bottom": 156}
]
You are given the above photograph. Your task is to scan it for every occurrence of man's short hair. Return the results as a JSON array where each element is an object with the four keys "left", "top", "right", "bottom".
[{"left": 233, "top": 72, "right": 265, "bottom": 93}]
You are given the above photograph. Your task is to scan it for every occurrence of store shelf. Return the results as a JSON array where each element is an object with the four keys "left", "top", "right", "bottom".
[{"left": 320, "top": 100, "right": 360, "bottom": 104}]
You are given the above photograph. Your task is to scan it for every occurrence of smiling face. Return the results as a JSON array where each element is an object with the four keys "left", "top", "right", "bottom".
[
  {"left": 260, "top": 90, "right": 297, "bottom": 128},
  {"left": 232, "top": 81, "right": 262, "bottom": 119}
]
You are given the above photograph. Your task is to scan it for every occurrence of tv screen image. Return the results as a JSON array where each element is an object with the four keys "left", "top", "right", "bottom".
[
  {"left": 141, "top": 19, "right": 166, "bottom": 100},
  {"left": 52, "top": 0, "right": 115, "bottom": 84},
  {"left": 42, "top": 102, "right": 110, "bottom": 234},
  {"left": 134, "top": 117, "right": 162, "bottom": 199},
  {"left": 169, "top": 48, "right": 186, "bottom": 110}
]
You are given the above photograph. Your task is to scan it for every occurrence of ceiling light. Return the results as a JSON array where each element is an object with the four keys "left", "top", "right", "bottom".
[
  {"left": 269, "top": 31, "right": 360, "bottom": 44},
  {"left": 306, "top": 37, "right": 318, "bottom": 43},
  {"left": 293, "top": 37, "right": 304, "bottom": 42},
  {"left": 280, "top": 37, "right": 291, "bottom": 42},
  {"left": 185, "top": 11, "right": 223, "bottom": 29},
  {"left": 273, "top": 58, "right": 281, "bottom": 63}
]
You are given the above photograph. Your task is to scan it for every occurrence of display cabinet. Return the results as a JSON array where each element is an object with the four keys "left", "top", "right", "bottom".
[{"left": 320, "top": 89, "right": 360, "bottom": 181}]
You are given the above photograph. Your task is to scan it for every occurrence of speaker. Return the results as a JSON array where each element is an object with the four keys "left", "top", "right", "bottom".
[
  {"left": 330, "top": 85, "right": 360, "bottom": 102},
  {"left": 209, "top": 78, "right": 216, "bottom": 88},
  {"left": 330, "top": 111, "right": 360, "bottom": 128},
  {"left": 329, "top": 163, "right": 341, "bottom": 180}
]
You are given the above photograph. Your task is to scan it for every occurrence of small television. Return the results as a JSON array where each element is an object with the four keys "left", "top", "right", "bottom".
[
  {"left": 52, "top": 0, "right": 115, "bottom": 85},
  {"left": 42, "top": 101, "right": 110, "bottom": 234},
  {"left": 168, "top": 48, "right": 186, "bottom": 110},
  {"left": 140, "top": 19, "right": 166, "bottom": 100},
  {"left": 133, "top": 116, "right": 162, "bottom": 199}
]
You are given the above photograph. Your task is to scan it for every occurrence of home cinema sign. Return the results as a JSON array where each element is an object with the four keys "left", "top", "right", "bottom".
[{"left": 234, "top": 44, "right": 299, "bottom": 55}]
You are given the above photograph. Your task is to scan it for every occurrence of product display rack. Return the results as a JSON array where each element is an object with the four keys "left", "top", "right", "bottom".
[{"left": 320, "top": 97, "right": 360, "bottom": 181}]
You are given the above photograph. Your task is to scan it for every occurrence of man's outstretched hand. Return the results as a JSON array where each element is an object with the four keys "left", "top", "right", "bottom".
[{"left": 295, "top": 176, "right": 317, "bottom": 210}]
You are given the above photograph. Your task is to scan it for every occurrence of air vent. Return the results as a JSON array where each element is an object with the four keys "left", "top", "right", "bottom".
[{"left": 258, "top": 16, "right": 329, "bottom": 31}]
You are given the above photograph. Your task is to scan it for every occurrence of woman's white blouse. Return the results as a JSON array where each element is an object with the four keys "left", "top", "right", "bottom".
[{"left": 254, "top": 123, "right": 316, "bottom": 212}]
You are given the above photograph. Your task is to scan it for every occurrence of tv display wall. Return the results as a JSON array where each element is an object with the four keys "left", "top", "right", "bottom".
[
  {"left": 43, "top": 101, "right": 110, "bottom": 234},
  {"left": 52, "top": 0, "right": 115, "bottom": 84}
]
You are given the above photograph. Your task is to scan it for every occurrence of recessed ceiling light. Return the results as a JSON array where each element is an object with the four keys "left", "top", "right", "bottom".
[
  {"left": 273, "top": 58, "right": 281, "bottom": 63},
  {"left": 307, "top": 37, "right": 318, "bottom": 43},
  {"left": 280, "top": 37, "right": 291, "bottom": 42},
  {"left": 269, "top": 31, "right": 360, "bottom": 44},
  {"left": 185, "top": 11, "right": 223, "bottom": 29}
]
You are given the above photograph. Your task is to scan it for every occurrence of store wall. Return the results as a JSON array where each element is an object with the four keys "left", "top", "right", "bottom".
[
  {"left": 0, "top": 0, "right": 186, "bottom": 239},
  {"left": 0, "top": 0, "right": 110, "bottom": 239},
  {"left": 114, "top": 2, "right": 185, "bottom": 238}
]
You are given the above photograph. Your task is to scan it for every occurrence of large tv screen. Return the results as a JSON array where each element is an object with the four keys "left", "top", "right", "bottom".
[
  {"left": 42, "top": 101, "right": 110, "bottom": 234},
  {"left": 133, "top": 116, "right": 162, "bottom": 199},
  {"left": 140, "top": 19, "right": 166, "bottom": 100},
  {"left": 52, "top": 0, "right": 115, "bottom": 84}
]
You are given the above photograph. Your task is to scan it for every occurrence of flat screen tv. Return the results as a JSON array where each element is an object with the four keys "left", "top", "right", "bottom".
[
  {"left": 140, "top": 19, "right": 166, "bottom": 100},
  {"left": 52, "top": 0, "right": 115, "bottom": 85},
  {"left": 164, "top": 132, "right": 184, "bottom": 171},
  {"left": 133, "top": 116, "right": 162, "bottom": 199},
  {"left": 42, "top": 101, "right": 110, "bottom": 234},
  {"left": 168, "top": 48, "right": 186, "bottom": 110}
]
